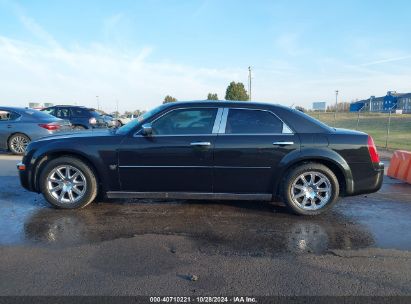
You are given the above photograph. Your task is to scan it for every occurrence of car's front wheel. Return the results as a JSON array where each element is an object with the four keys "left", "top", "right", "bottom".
[
  {"left": 282, "top": 163, "right": 339, "bottom": 215},
  {"left": 40, "top": 156, "right": 98, "bottom": 209}
]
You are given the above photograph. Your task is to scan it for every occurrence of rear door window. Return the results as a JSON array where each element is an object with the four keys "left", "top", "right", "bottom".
[{"left": 225, "top": 109, "right": 284, "bottom": 134}]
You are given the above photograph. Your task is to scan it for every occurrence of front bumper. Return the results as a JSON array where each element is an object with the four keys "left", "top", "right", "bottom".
[{"left": 17, "top": 162, "right": 33, "bottom": 192}]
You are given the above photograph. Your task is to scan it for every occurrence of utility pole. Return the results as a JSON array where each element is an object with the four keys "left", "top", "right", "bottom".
[
  {"left": 334, "top": 90, "right": 339, "bottom": 126},
  {"left": 116, "top": 99, "right": 119, "bottom": 115},
  {"left": 96, "top": 96, "right": 100, "bottom": 111},
  {"left": 248, "top": 66, "right": 252, "bottom": 101}
]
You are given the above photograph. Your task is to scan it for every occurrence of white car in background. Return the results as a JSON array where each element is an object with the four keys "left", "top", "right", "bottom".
[{"left": 115, "top": 114, "right": 137, "bottom": 126}]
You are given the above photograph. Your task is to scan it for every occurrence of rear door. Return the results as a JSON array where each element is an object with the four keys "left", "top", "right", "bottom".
[
  {"left": 118, "top": 107, "right": 222, "bottom": 192},
  {"left": 213, "top": 108, "right": 299, "bottom": 194},
  {"left": 70, "top": 107, "right": 90, "bottom": 127}
]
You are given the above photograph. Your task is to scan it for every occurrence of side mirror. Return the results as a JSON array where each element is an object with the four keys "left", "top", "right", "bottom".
[{"left": 141, "top": 123, "right": 153, "bottom": 136}]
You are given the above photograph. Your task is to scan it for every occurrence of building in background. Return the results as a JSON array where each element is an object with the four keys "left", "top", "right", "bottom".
[
  {"left": 28, "top": 102, "right": 41, "bottom": 109},
  {"left": 312, "top": 101, "right": 327, "bottom": 112},
  {"left": 349, "top": 91, "right": 411, "bottom": 113},
  {"left": 28, "top": 102, "right": 54, "bottom": 110}
]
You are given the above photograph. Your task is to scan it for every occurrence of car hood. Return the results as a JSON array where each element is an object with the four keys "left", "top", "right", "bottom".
[{"left": 34, "top": 129, "right": 118, "bottom": 142}]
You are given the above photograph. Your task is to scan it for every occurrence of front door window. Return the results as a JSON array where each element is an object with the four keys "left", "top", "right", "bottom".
[{"left": 151, "top": 108, "right": 218, "bottom": 135}]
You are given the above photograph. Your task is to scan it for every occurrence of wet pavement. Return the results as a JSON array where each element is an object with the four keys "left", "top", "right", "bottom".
[{"left": 1, "top": 153, "right": 411, "bottom": 295}]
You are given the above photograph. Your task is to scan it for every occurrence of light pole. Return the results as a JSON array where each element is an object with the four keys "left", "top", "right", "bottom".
[
  {"left": 334, "top": 90, "right": 339, "bottom": 126},
  {"left": 248, "top": 66, "right": 252, "bottom": 101},
  {"left": 96, "top": 96, "right": 100, "bottom": 111},
  {"left": 385, "top": 104, "right": 396, "bottom": 149}
]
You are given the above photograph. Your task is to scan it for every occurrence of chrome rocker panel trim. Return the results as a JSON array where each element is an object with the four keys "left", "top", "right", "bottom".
[{"left": 107, "top": 191, "right": 273, "bottom": 201}]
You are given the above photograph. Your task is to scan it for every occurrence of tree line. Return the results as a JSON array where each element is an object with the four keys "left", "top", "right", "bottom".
[{"left": 162, "top": 81, "right": 249, "bottom": 104}]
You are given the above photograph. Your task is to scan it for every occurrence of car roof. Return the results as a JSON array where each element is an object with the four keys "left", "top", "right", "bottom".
[
  {"left": 161, "top": 100, "right": 290, "bottom": 110},
  {"left": 48, "top": 105, "right": 90, "bottom": 108},
  {"left": 0, "top": 106, "right": 36, "bottom": 113}
]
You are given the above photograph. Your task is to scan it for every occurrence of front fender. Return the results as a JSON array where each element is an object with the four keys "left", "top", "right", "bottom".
[
  {"left": 273, "top": 147, "right": 354, "bottom": 196},
  {"left": 28, "top": 141, "right": 116, "bottom": 193}
]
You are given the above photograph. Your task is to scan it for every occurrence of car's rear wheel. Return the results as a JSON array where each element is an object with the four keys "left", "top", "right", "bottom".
[
  {"left": 8, "top": 133, "right": 30, "bottom": 155},
  {"left": 40, "top": 156, "right": 98, "bottom": 209},
  {"left": 282, "top": 163, "right": 339, "bottom": 215}
]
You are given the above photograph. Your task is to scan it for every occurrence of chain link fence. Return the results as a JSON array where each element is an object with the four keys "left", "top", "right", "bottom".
[{"left": 309, "top": 111, "right": 411, "bottom": 151}]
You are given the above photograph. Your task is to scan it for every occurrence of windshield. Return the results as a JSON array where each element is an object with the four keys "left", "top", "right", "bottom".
[{"left": 116, "top": 104, "right": 168, "bottom": 135}]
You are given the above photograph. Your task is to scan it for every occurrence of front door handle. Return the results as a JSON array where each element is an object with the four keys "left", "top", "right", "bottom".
[
  {"left": 190, "top": 142, "right": 211, "bottom": 147},
  {"left": 273, "top": 141, "right": 294, "bottom": 146}
]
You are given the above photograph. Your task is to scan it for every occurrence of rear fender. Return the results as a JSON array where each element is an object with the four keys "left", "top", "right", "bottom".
[{"left": 273, "top": 148, "right": 354, "bottom": 197}]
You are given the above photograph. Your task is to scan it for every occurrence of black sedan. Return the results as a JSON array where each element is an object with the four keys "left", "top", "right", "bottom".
[{"left": 18, "top": 101, "right": 384, "bottom": 215}]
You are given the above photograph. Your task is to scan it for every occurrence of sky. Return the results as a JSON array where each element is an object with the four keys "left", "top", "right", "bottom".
[{"left": 1, "top": 0, "right": 411, "bottom": 113}]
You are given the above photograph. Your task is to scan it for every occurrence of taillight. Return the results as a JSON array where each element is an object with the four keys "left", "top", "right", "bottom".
[
  {"left": 89, "top": 117, "right": 97, "bottom": 125},
  {"left": 367, "top": 135, "right": 380, "bottom": 163},
  {"left": 39, "top": 123, "right": 61, "bottom": 131}
]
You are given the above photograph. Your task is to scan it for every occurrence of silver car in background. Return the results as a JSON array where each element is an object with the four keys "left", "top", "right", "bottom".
[{"left": 0, "top": 107, "right": 72, "bottom": 155}]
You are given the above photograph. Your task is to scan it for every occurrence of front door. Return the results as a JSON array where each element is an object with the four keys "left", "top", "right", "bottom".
[
  {"left": 118, "top": 107, "right": 221, "bottom": 192},
  {"left": 213, "top": 108, "right": 299, "bottom": 194}
]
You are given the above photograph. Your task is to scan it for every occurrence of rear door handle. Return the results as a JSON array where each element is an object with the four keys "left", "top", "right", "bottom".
[
  {"left": 7, "top": 125, "right": 12, "bottom": 129},
  {"left": 190, "top": 142, "right": 211, "bottom": 147},
  {"left": 273, "top": 141, "right": 294, "bottom": 146}
]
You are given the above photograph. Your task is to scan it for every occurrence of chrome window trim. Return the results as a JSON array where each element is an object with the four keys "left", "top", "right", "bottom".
[
  {"left": 217, "top": 133, "right": 295, "bottom": 136},
  {"left": 219, "top": 107, "right": 295, "bottom": 135},
  {"left": 133, "top": 106, "right": 223, "bottom": 137},
  {"left": 134, "top": 134, "right": 218, "bottom": 137}
]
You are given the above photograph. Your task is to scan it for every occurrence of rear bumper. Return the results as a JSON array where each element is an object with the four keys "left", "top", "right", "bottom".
[{"left": 349, "top": 161, "right": 384, "bottom": 196}]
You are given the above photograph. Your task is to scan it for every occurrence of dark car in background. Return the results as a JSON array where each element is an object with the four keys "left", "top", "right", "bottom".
[
  {"left": 41, "top": 105, "right": 107, "bottom": 130},
  {"left": 18, "top": 101, "right": 384, "bottom": 215},
  {"left": 0, "top": 107, "right": 71, "bottom": 155}
]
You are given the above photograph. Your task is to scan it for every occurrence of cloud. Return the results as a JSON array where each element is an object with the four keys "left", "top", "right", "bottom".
[
  {"left": 10, "top": 2, "right": 61, "bottom": 49},
  {"left": 0, "top": 35, "right": 244, "bottom": 112},
  {"left": 359, "top": 55, "right": 411, "bottom": 67}
]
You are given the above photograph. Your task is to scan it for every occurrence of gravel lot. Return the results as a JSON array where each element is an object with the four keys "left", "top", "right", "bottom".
[{"left": 0, "top": 153, "right": 410, "bottom": 296}]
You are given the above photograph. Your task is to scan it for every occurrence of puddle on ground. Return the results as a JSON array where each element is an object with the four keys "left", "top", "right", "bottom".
[{"left": 1, "top": 176, "right": 411, "bottom": 255}]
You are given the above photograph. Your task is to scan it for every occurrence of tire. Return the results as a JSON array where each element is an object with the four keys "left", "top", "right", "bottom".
[
  {"left": 282, "top": 163, "right": 339, "bottom": 216},
  {"left": 73, "top": 125, "right": 86, "bottom": 131},
  {"left": 117, "top": 120, "right": 123, "bottom": 127},
  {"left": 8, "top": 133, "right": 30, "bottom": 155},
  {"left": 39, "top": 156, "right": 98, "bottom": 209}
]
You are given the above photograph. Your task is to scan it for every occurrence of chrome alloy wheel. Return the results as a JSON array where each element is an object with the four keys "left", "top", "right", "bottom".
[
  {"left": 290, "top": 171, "right": 332, "bottom": 211},
  {"left": 10, "top": 135, "right": 29, "bottom": 154},
  {"left": 46, "top": 165, "right": 87, "bottom": 204}
]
